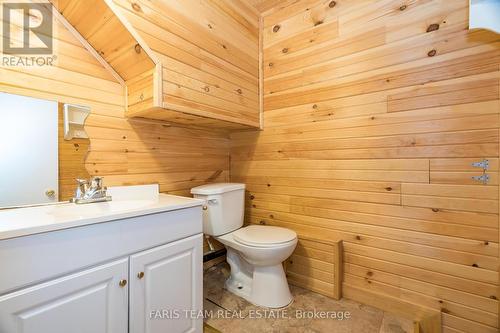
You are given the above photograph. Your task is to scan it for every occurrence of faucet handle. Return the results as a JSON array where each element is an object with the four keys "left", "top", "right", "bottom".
[
  {"left": 74, "top": 179, "right": 89, "bottom": 200},
  {"left": 90, "top": 176, "right": 104, "bottom": 189},
  {"left": 76, "top": 178, "right": 88, "bottom": 185}
]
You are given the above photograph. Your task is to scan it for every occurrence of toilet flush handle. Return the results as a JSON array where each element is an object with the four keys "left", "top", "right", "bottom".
[{"left": 203, "top": 199, "right": 218, "bottom": 210}]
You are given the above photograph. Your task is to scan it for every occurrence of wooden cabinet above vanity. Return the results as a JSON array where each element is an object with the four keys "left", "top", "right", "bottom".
[{"left": 50, "top": 0, "right": 261, "bottom": 130}]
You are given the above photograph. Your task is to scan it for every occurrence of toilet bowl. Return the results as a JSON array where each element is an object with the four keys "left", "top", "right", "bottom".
[
  {"left": 217, "top": 225, "right": 297, "bottom": 308},
  {"left": 191, "top": 183, "right": 298, "bottom": 308}
]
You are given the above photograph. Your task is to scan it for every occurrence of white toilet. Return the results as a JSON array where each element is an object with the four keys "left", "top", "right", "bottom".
[{"left": 191, "top": 183, "right": 298, "bottom": 308}]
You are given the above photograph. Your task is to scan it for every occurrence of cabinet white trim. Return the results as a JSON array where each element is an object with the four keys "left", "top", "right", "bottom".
[
  {"left": 130, "top": 234, "right": 203, "bottom": 333},
  {"left": 0, "top": 258, "right": 129, "bottom": 333}
]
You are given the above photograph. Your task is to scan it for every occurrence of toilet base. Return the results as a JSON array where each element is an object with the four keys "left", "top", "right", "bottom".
[{"left": 225, "top": 247, "right": 293, "bottom": 308}]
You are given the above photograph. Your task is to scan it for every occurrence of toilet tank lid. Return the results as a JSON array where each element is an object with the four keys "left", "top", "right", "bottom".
[{"left": 191, "top": 183, "right": 245, "bottom": 195}]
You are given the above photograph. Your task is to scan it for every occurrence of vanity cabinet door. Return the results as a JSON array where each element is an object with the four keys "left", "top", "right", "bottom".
[
  {"left": 0, "top": 258, "right": 129, "bottom": 333},
  {"left": 130, "top": 234, "right": 203, "bottom": 333}
]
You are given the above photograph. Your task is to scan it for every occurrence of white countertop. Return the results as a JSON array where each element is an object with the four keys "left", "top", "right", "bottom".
[{"left": 0, "top": 185, "right": 203, "bottom": 240}]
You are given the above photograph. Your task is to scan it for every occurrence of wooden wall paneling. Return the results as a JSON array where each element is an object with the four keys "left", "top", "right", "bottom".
[
  {"left": 126, "top": 68, "right": 155, "bottom": 114},
  {"left": 259, "top": 14, "right": 265, "bottom": 129},
  {"left": 231, "top": 1, "right": 500, "bottom": 331}
]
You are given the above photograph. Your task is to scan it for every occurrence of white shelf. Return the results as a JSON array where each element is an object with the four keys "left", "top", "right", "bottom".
[{"left": 63, "top": 104, "right": 90, "bottom": 140}]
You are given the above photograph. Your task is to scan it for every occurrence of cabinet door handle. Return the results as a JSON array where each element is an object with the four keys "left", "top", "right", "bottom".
[
  {"left": 119, "top": 279, "right": 127, "bottom": 287},
  {"left": 137, "top": 272, "right": 144, "bottom": 279}
]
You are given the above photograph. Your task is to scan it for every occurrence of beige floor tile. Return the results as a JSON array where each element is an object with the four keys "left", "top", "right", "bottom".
[{"left": 204, "top": 263, "right": 412, "bottom": 333}]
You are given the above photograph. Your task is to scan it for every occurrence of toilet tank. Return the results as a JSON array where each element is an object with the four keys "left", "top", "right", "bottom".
[{"left": 190, "top": 183, "right": 245, "bottom": 236}]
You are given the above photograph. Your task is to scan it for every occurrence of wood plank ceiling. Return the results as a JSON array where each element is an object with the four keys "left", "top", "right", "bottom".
[
  {"left": 246, "top": 0, "right": 294, "bottom": 14},
  {"left": 231, "top": 1, "right": 500, "bottom": 332}
]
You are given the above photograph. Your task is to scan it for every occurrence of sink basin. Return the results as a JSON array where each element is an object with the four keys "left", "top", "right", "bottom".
[
  {"left": 0, "top": 189, "right": 203, "bottom": 240},
  {"left": 49, "top": 199, "right": 155, "bottom": 218}
]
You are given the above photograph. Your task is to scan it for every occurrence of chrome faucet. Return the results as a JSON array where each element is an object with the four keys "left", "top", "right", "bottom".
[{"left": 71, "top": 176, "right": 112, "bottom": 204}]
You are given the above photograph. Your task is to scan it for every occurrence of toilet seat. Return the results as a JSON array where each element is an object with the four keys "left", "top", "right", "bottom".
[{"left": 233, "top": 225, "right": 297, "bottom": 248}]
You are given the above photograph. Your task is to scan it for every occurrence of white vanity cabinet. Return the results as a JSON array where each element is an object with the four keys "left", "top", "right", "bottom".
[
  {"left": 0, "top": 198, "right": 204, "bottom": 333},
  {"left": 0, "top": 258, "right": 129, "bottom": 333},
  {"left": 130, "top": 234, "right": 203, "bottom": 333}
]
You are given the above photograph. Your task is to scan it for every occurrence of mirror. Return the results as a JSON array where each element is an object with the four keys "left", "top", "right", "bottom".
[
  {"left": 470, "top": 0, "right": 500, "bottom": 33},
  {"left": 0, "top": 92, "right": 90, "bottom": 208}
]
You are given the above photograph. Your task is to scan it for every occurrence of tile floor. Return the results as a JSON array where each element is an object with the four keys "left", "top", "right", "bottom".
[{"left": 204, "top": 262, "right": 413, "bottom": 333}]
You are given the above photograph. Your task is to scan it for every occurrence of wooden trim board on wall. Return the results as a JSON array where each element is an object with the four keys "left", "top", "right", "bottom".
[{"left": 283, "top": 236, "right": 343, "bottom": 300}]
